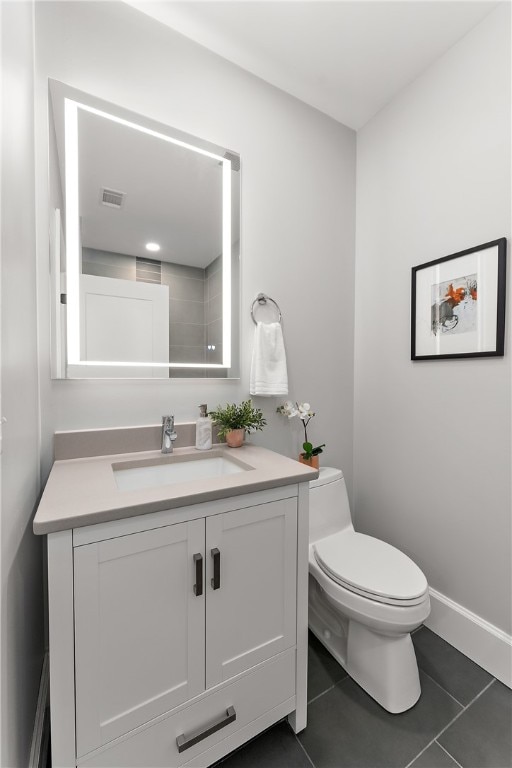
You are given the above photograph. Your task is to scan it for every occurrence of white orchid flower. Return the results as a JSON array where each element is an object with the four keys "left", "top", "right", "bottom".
[
  {"left": 297, "top": 403, "right": 314, "bottom": 420},
  {"left": 278, "top": 400, "right": 314, "bottom": 420},
  {"left": 277, "top": 401, "right": 299, "bottom": 418}
]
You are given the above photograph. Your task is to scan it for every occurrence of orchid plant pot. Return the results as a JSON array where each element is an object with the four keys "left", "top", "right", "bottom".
[
  {"left": 277, "top": 402, "right": 324, "bottom": 473},
  {"left": 225, "top": 428, "right": 245, "bottom": 448},
  {"left": 299, "top": 454, "right": 319, "bottom": 469}
]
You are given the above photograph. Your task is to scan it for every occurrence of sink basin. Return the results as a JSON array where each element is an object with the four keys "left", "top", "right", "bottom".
[{"left": 113, "top": 453, "right": 249, "bottom": 492}]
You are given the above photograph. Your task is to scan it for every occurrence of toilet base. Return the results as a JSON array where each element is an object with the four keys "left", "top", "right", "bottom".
[
  {"left": 309, "top": 574, "right": 349, "bottom": 666},
  {"left": 309, "top": 580, "right": 421, "bottom": 713},
  {"left": 345, "top": 621, "right": 421, "bottom": 713}
]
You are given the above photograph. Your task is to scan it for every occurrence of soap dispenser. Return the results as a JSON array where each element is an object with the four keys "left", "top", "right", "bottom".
[{"left": 195, "top": 404, "right": 212, "bottom": 450}]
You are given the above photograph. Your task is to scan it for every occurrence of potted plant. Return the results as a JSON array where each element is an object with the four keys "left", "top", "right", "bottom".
[
  {"left": 209, "top": 400, "right": 267, "bottom": 448},
  {"left": 277, "top": 401, "right": 325, "bottom": 468}
]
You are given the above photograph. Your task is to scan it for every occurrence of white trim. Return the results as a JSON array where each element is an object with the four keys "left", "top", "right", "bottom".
[
  {"left": 426, "top": 587, "right": 511, "bottom": 687},
  {"left": 48, "top": 530, "right": 76, "bottom": 767},
  {"left": 29, "top": 653, "right": 49, "bottom": 768},
  {"left": 288, "top": 481, "right": 309, "bottom": 734}
]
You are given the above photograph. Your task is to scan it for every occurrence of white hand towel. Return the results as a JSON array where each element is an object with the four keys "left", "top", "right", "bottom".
[{"left": 250, "top": 321, "right": 288, "bottom": 396}]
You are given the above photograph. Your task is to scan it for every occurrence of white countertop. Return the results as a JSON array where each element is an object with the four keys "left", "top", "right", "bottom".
[{"left": 33, "top": 443, "right": 318, "bottom": 535}]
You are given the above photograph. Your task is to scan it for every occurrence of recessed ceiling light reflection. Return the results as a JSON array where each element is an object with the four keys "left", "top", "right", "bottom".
[{"left": 145, "top": 242, "right": 160, "bottom": 252}]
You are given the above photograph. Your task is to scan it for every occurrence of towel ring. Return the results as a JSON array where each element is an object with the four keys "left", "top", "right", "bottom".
[{"left": 251, "top": 293, "right": 282, "bottom": 325}]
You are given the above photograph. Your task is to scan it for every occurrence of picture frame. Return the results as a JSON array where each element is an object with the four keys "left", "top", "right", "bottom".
[{"left": 411, "top": 238, "right": 507, "bottom": 361}]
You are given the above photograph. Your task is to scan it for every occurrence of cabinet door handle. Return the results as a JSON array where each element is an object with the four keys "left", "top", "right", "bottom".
[
  {"left": 176, "top": 706, "right": 236, "bottom": 753},
  {"left": 211, "top": 547, "right": 220, "bottom": 590},
  {"left": 193, "top": 553, "right": 203, "bottom": 596}
]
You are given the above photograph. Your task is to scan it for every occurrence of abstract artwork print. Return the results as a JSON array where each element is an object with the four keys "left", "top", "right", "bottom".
[{"left": 431, "top": 274, "right": 477, "bottom": 337}]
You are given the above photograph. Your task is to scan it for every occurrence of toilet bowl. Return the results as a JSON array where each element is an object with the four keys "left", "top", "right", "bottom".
[{"left": 308, "top": 468, "right": 430, "bottom": 713}]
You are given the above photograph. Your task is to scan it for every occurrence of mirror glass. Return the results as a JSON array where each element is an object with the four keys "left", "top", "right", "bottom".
[{"left": 48, "top": 80, "right": 240, "bottom": 378}]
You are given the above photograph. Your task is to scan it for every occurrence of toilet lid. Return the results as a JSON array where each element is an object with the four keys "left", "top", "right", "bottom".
[{"left": 313, "top": 531, "right": 428, "bottom": 605}]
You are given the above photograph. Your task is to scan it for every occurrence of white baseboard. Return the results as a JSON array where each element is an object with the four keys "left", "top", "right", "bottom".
[
  {"left": 29, "top": 653, "right": 50, "bottom": 768},
  {"left": 426, "top": 588, "right": 511, "bottom": 688}
]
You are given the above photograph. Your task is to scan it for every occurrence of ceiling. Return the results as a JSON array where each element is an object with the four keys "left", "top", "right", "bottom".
[
  {"left": 50, "top": 80, "right": 240, "bottom": 268},
  {"left": 127, "top": 0, "right": 499, "bottom": 129},
  {"left": 78, "top": 108, "right": 225, "bottom": 267}
]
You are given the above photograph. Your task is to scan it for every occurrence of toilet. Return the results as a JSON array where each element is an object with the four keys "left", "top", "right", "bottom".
[{"left": 308, "top": 467, "right": 430, "bottom": 713}]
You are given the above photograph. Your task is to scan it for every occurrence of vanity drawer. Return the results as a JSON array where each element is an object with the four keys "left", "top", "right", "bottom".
[{"left": 78, "top": 649, "right": 296, "bottom": 768}]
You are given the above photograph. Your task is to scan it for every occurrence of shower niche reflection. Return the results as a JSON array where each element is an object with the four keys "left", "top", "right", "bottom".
[{"left": 48, "top": 80, "right": 240, "bottom": 379}]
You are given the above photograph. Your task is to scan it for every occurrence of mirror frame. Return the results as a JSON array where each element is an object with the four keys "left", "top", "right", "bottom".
[{"left": 49, "top": 79, "right": 240, "bottom": 378}]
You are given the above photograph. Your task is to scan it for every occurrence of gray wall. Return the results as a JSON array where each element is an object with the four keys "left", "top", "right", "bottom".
[
  {"left": 34, "top": 1, "right": 356, "bottom": 489},
  {"left": 354, "top": 3, "right": 511, "bottom": 633},
  {"left": 1, "top": 2, "right": 45, "bottom": 764}
]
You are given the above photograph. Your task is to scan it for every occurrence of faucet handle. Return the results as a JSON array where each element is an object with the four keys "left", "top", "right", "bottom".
[
  {"left": 162, "top": 415, "right": 177, "bottom": 438},
  {"left": 161, "top": 415, "right": 177, "bottom": 453}
]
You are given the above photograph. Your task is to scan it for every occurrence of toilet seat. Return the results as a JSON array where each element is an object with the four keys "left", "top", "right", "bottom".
[{"left": 313, "top": 531, "right": 428, "bottom": 607}]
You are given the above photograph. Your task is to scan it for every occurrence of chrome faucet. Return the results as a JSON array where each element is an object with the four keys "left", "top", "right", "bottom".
[{"left": 161, "top": 415, "right": 178, "bottom": 454}]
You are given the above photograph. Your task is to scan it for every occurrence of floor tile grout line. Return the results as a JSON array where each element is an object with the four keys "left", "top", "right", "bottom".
[
  {"left": 293, "top": 730, "right": 316, "bottom": 768},
  {"left": 435, "top": 739, "right": 464, "bottom": 768},
  {"left": 404, "top": 678, "right": 496, "bottom": 768},
  {"left": 307, "top": 682, "right": 338, "bottom": 706},
  {"left": 308, "top": 683, "right": 336, "bottom": 707},
  {"left": 418, "top": 668, "right": 465, "bottom": 708}
]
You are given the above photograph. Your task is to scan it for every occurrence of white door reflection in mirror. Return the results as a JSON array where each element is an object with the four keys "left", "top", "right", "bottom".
[
  {"left": 49, "top": 80, "right": 240, "bottom": 379},
  {"left": 70, "top": 275, "right": 169, "bottom": 379}
]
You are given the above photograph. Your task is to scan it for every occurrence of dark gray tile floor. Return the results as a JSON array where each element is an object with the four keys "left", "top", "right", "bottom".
[{"left": 217, "top": 628, "right": 512, "bottom": 768}]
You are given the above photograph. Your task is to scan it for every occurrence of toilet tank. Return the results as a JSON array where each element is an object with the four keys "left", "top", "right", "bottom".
[{"left": 309, "top": 467, "right": 353, "bottom": 543}]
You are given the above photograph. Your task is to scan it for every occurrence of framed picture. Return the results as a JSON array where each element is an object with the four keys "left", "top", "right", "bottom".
[{"left": 411, "top": 238, "right": 506, "bottom": 360}]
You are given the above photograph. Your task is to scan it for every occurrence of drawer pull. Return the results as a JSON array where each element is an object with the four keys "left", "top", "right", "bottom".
[
  {"left": 176, "top": 706, "right": 236, "bottom": 753},
  {"left": 211, "top": 547, "right": 220, "bottom": 590},
  {"left": 193, "top": 553, "right": 203, "bottom": 596}
]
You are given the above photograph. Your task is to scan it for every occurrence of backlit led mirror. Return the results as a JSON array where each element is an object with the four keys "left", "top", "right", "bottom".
[{"left": 48, "top": 80, "right": 240, "bottom": 379}]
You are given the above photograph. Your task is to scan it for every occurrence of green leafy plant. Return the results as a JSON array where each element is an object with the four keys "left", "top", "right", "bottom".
[
  {"left": 209, "top": 400, "right": 267, "bottom": 441},
  {"left": 276, "top": 401, "right": 325, "bottom": 460}
]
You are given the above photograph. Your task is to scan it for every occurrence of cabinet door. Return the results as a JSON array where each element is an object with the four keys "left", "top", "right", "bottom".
[
  {"left": 206, "top": 497, "right": 297, "bottom": 688},
  {"left": 74, "top": 519, "right": 205, "bottom": 758}
]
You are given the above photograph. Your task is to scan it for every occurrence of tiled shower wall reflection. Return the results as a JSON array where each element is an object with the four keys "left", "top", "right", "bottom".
[
  {"left": 82, "top": 247, "right": 225, "bottom": 377},
  {"left": 163, "top": 261, "right": 207, "bottom": 369},
  {"left": 205, "top": 255, "right": 223, "bottom": 365}
]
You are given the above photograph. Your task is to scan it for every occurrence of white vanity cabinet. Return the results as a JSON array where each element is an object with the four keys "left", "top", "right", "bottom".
[
  {"left": 74, "top": 519, "right": 207, "bottom": 757},
  {"left": 47, "top": 484, "right": 309, "bottom": 768},
  {"left": 205, "top": 499, "right": 298, "bottom": 688}
]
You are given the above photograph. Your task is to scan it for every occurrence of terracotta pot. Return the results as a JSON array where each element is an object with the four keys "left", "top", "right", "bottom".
[
  {"left": 299, "top": 454, "right": 319, "bottom": 469},
  {"left": 225, "top": 428, "right": 245, "bottom": 448}
]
